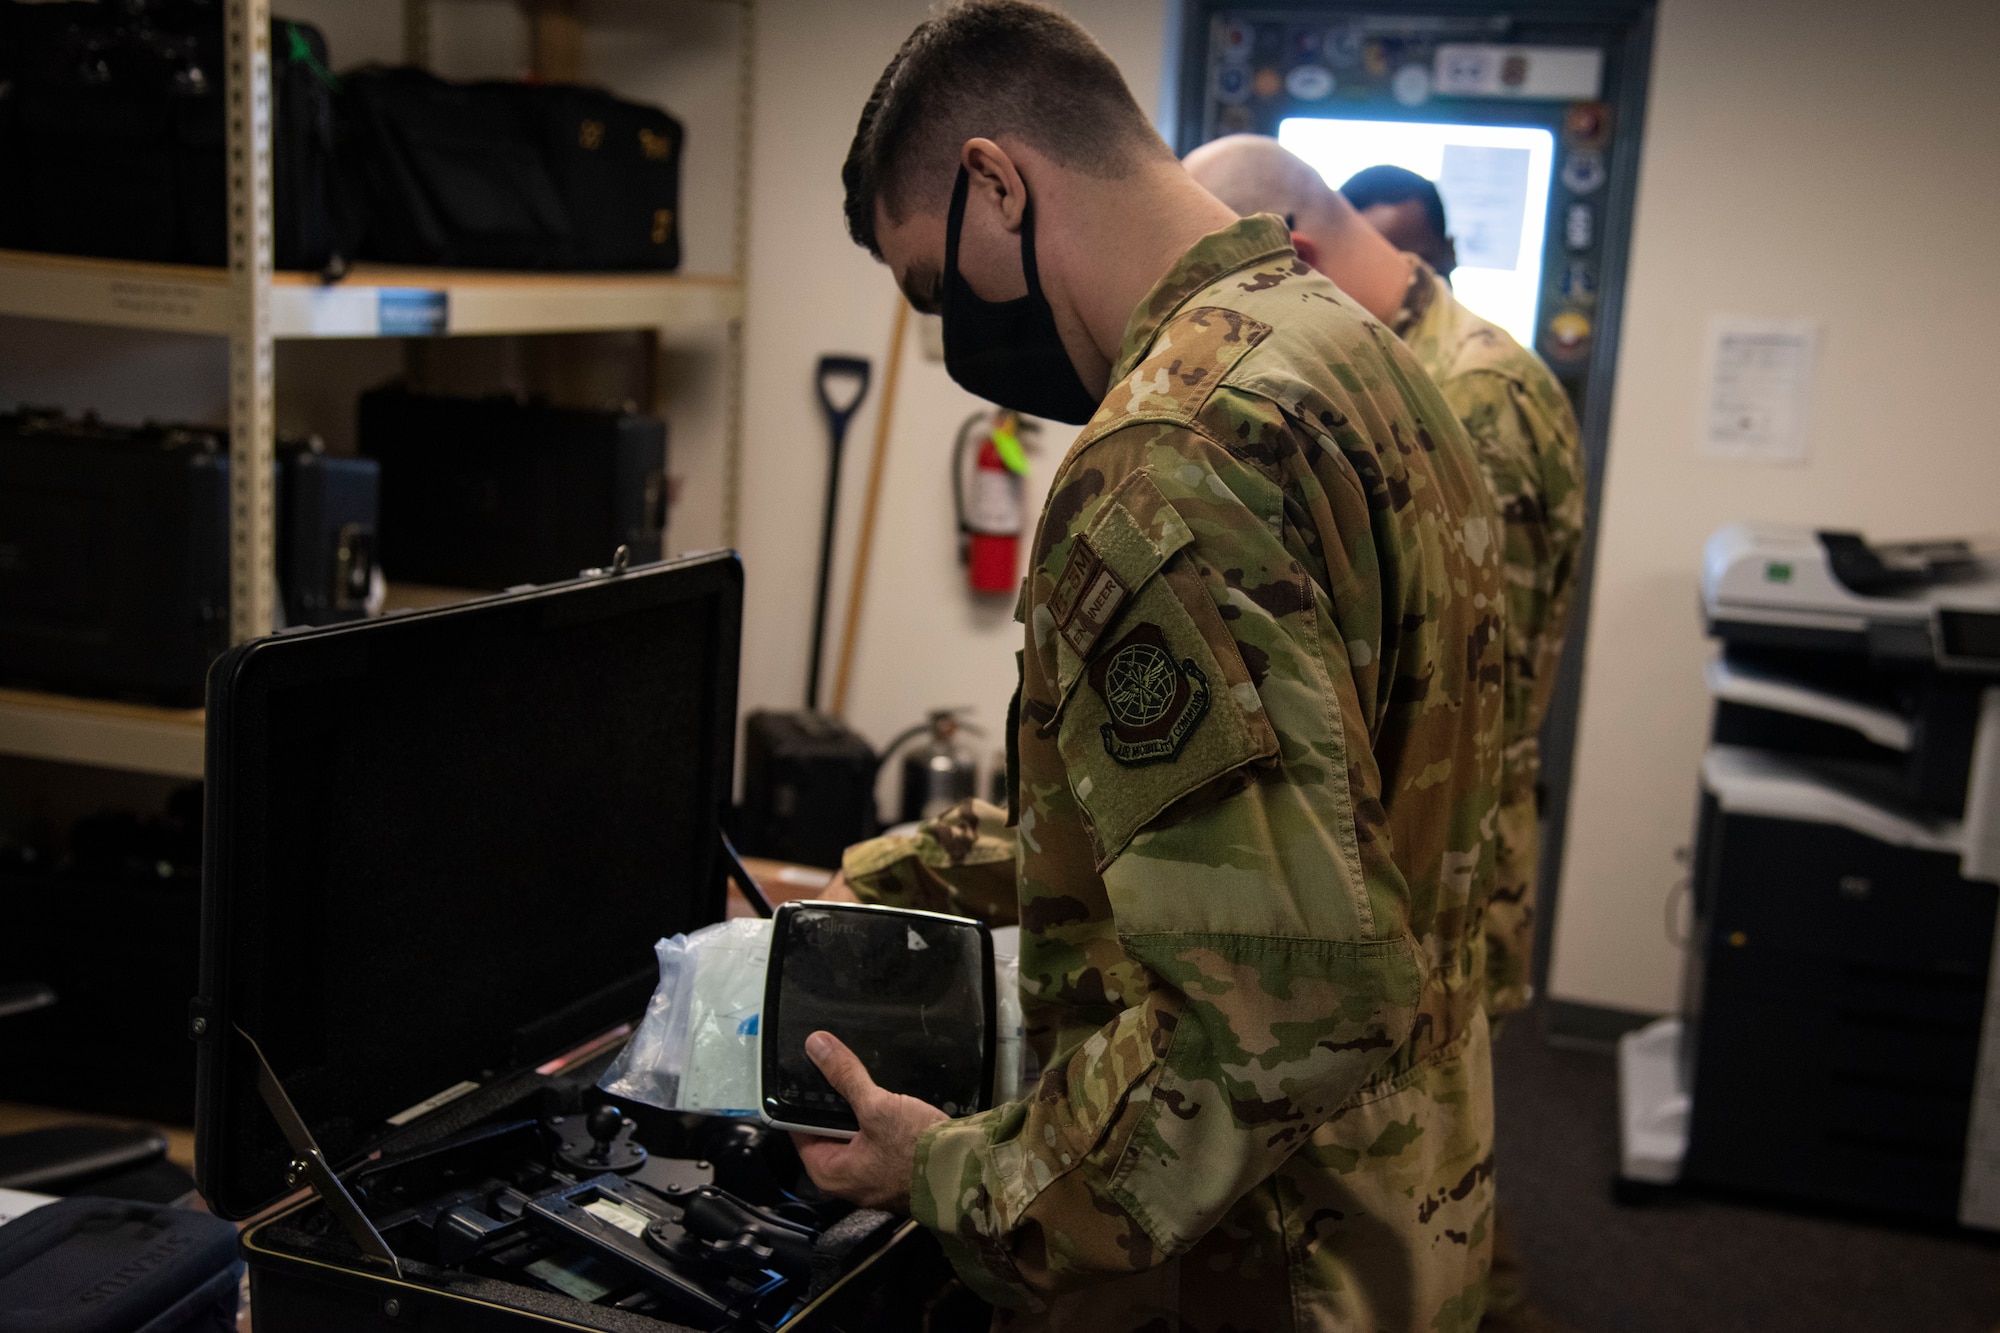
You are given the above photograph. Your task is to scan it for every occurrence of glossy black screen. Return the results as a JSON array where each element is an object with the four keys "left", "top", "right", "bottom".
[{"left": 761, "top": 903, "right": 993, "bottom": 1132}]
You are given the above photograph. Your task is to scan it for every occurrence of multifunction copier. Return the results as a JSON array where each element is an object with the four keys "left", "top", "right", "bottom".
[{"left": 1620, "top": 523, "right": 2000, "bottom": 1230}]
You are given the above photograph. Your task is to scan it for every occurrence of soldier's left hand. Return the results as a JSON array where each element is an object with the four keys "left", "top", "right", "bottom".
[{"left": 790, "top": 1031, "right": 948, "bottom": 1212}]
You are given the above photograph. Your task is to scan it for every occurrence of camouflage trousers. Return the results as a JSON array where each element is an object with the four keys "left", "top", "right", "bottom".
[
  {"left": 1484, "top": 736, "right": 1542, "bottom": 1018},
  {"left": 988, "top": 1010, "right": 1495, "bottom": 1333}
]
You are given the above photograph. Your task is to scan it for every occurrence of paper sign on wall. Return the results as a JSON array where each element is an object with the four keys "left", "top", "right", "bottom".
[
  {"left": 1701, "top": 317, "right": 1820, "bottom": 463},
  {"left": 1438, "top": 145, "right": 1531, "bottom": 271}
]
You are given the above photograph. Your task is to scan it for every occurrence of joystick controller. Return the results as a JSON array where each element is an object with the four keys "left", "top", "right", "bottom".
[
  {"left": 585, "top": 1105, "right": 623, "bottom": 1159},
  {"left": 553, "top": 1103, "right": 648, "bottom": 1175}
]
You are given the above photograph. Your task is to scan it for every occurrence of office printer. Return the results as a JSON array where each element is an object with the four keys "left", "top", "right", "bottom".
[
  {"left": 1701, "top": 522, "right": 2000, "bottom": 828},
  {"left": 1622, "top": 523, "right": 2000, "bottom": 1233},
  {"left": 1703, "top": 521, "right": 2000, "bottom": 668}
]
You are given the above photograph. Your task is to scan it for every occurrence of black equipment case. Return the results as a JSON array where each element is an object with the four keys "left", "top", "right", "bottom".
[
  {"left": 193, "top": 552, "right": 955, "bottom": 1331},
  {"left": 737, "top": 712, "right": 878, "bottom": 872},
  {"left": 359, "top": 385, "right": 668, "bottom": 591},
  {"left": 277, "top": 444, "right": 380, "bottom": 629},
  {"left": 0, "top": 409, "right": 229, "bottom": 706},
  {"left": 0, "top": 410, "right": 383, "bottom": 704}
]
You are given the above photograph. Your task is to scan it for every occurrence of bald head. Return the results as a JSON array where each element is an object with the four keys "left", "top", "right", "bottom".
[
  {"left": 1183, "top": 134, "right": 1413, "bottom": 323},
  {"left": 1183, "top": 134, "right": 1351, "bottom": 235}
]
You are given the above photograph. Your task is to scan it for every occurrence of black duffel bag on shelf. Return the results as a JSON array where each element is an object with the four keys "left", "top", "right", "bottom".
[
  {"left": 339, "top": 67, "right": 684, "bottom": 271},
  {"left": 501, "top": 80, "right": 685, "bottom": 270},
  {"left": 0, "top": 1, "right": 348, "bottom": 271}
]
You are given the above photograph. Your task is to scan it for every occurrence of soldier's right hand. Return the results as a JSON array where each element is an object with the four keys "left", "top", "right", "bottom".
[{"left": 791, "top": 1031, "right": 946, "bottom": 1212}]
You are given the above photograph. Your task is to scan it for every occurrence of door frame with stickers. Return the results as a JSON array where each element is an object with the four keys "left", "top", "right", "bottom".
[{"left": 1169, "top": 0, "right": 1657, "bottom": 1038}]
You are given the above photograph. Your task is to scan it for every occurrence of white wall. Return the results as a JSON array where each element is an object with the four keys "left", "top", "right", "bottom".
[
  {"left": 733, "top": 0, "right": 1169, "bottom": 792},
  {"left": 1545, "top": 0, "right": 2000, "bottom": 1013}
]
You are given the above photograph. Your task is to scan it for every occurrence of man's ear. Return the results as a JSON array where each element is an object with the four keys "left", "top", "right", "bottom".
[
  {"left": 1290, "top": 231, "right": 1321, "bottom": 271},
  {"left": 961, "top": 137, "right": 1029, "bottom": 234}
]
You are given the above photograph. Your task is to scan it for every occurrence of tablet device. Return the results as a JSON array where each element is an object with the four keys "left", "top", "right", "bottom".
[{"left": 759, "top": 901, "right": 995, "bottom": 1137}]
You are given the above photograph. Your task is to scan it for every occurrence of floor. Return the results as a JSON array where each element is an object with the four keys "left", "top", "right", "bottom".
[{"left": 1492, "top": 1014, "right": 2000, "bottom": 1333}]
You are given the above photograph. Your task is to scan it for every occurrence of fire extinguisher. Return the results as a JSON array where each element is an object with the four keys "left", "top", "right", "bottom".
[{"left": 953, "top": 409, "right": 1033, "bottom": 595}]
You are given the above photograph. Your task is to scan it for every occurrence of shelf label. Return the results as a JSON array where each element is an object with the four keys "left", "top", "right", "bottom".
[
  {"left": 105, "top": 278, "right": 216, "bottom": 328},
  {"left": 379, "top": 288, "right": 448, "bottom": 336}
]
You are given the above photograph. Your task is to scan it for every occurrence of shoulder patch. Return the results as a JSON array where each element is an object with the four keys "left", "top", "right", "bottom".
[
  {"left": 1110, "top": 305, "right": 1272, "bottom": 421},
  {"left": 1089, "top": 621, "right": 1210, "bottom": 766}
]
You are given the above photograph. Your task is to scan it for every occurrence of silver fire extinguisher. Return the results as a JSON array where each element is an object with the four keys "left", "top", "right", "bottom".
[{"left": 884, "top": 709, "right": 982, "bottom": 825}]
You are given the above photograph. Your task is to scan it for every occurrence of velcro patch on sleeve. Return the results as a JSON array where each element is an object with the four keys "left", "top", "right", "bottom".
[
  {"left": 1050, "top": 534, "right": 1129, "bottom": 659},
  {"left": 1056, "top": 569, "right": 1277, "bottom": 867},
  {"left": 1089, "top": 621, "right": 1211, "bottom": 766}
]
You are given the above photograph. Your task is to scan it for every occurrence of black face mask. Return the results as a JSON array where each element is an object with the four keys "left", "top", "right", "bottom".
[{"left": 941, "top": 168, "right": 1101, "bottom": 426}]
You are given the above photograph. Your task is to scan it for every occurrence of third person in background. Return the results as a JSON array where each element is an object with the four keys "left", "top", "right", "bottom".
[{"left": 1337, "top": 163, "right": 1459, "bottom": 281}]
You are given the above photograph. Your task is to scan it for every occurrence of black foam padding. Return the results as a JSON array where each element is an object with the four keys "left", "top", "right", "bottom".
[
  {"left": 257, "top": 1212, "right": 692, "bottom": 1333},
  {"left": 806, "top": 1208, "right": 899, "bottom": 1298}
]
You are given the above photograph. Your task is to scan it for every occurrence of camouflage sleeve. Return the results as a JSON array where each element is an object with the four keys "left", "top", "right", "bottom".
[
  {"left": 907, "top": 415, "right": 1429, "bottom": 1310},
  {"left": 1442, "top": 368, "right": 1584, "bottom": 1016},
  {"left": 839, "top": 799, "right": 1019, "bottom": 925}
]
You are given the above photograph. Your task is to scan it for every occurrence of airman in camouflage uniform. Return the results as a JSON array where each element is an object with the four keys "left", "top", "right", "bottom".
[
  {"left": 1390, "top": 259, "right": 1586, "bottom": 1017},
  {"left": 844, "top": 213, "right": 1506, "bottom": 1329}
]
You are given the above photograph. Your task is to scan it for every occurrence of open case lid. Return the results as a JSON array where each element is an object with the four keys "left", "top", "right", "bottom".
[{"left": 194, "top": 552, "right": 741, "bottom": 1220}]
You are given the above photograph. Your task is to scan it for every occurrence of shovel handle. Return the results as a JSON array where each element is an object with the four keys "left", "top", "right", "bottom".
[{"left": 814, "top": 355, "right": 873, "bottom": 447}]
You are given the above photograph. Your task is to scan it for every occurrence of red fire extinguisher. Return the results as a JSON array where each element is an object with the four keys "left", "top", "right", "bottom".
[{"left": 953, "top": 410, "right": 1032, "bottom": 595}]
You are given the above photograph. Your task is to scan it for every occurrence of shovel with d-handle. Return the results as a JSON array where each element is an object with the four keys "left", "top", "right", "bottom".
[{"left": 807, "top": 355, "right": 872, "bottom": 711}]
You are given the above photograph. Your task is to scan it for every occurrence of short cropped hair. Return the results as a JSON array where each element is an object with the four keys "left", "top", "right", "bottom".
[
  {"left": 842, "top": 0, "right": 1167, "bottom": 257},
  {"left": 1339, "top": 164, "right": 1449, "bottom": 241}
]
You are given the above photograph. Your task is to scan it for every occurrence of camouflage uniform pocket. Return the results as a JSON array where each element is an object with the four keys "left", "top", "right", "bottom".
[{"left": 1056, "top": 561, "right": 1277, "bottom": 868}]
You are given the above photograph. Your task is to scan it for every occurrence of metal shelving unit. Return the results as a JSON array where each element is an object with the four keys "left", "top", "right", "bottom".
[{"left": 0, "top": 0, "right": 755, "bottom": 778}]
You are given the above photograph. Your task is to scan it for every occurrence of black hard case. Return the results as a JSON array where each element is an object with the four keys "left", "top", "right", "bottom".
[
  {"left": 0, "top": 413, "right": 228, "bottom": 706},
  {"left": 359, "top": 385, "right": 667, "bottom": 591},
  {"left": 193, "top": 554, "right": 936, "bottom": 1330},
  {"left": 737, "top": 712, "right": 877, "bottom": 871},
  {"left": 278, "top": 447, "right": 380, "bottom": 629}
]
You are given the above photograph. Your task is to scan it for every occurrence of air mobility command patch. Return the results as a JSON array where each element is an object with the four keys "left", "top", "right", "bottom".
[{"left": 1090, "top": 622, "right": 1209, "bottom": 765}]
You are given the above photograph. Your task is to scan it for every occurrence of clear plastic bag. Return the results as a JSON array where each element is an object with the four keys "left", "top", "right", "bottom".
[
  {"left": 991, "top": 926, "right": 1028, "bottom": 1106},
  {"left": 600, "top": 916, "right": 1034, "bottom": 1119},
  {"left": 599, "top": 917, "right": 770, "bottom": 1116}
]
